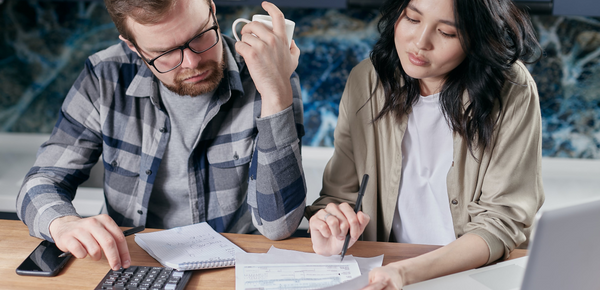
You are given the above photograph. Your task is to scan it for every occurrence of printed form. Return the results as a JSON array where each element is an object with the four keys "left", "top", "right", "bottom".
[{"left": 235, "top": 247, "right": 383, "bottom": 290}]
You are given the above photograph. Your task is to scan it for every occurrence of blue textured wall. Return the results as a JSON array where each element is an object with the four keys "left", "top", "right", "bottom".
[{"left": 1, "top": 1, "right": 599, "bottom": 158}]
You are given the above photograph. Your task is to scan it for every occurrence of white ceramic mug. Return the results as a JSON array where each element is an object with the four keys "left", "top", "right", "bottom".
[{"left": 232, "top": 15, "right": 295, "bottom": 47}]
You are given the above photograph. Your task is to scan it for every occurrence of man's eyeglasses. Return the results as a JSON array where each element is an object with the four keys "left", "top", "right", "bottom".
[{"left": 134, "top": 8, "right": 219, "bottom": 73}]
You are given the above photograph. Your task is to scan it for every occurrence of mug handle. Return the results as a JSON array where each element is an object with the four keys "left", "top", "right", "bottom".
[{"left": 232, "top": 18, "right": 251, "bottom": 42}]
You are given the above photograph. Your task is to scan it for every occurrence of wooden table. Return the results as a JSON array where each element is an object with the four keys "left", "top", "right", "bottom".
[{"left": 1, "top": 219, "right": 526, "bottom": 289}]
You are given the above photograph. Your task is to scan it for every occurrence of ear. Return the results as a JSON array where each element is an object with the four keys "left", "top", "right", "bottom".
[
  {"left": 211, "top": 1, "right": 216, "bottom": 14},
  {"left": 119, "top": 35, "right": 140, "bottom": 56}
]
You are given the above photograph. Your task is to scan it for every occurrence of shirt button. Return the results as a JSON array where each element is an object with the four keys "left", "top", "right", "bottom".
[
  {"left": 452, "top": 199, "right": 459, "bottom": 205},
  {"left": 111, "top": 160, "right": 118, "bottom": 167},
  {"left": 159, "top": 127, "right": 167, "bottom": 133},
  {"left": 233, "top": 153, "right": 239, "bottom": 160},
  {"left": 145, "top": 170, "right": 152, "bottom": 175},
  {"left": 137, "top": 210, "right": 143, "bottom": 215}
]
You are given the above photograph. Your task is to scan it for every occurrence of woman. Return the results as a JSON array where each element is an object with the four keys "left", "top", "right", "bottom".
[{"left": 305, "top": 0, "right": 545, "bottom": 288}]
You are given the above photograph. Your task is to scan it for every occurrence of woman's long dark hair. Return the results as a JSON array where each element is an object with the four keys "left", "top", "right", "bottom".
[{"left": 370, "top": 0, "right": 542, "bottom": 153}]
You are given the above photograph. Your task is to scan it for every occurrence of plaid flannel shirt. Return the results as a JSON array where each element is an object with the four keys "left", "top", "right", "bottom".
[{"left": 16, "top": 36, "right": 306, "bottom": 241}]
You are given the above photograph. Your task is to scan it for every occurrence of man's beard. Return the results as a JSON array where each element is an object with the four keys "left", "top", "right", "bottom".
[{"left": 164, "top": 57, "right": 225, "bottom": 96}]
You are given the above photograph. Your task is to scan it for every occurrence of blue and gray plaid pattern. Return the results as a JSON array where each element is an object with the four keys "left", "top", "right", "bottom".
[{"left": 16, "top": 36, "right": 306, "bottom": 241}]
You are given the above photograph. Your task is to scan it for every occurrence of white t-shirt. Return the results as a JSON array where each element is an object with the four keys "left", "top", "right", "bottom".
[{"left": 391, "top": 92, "right": 456, "bottom": 245}]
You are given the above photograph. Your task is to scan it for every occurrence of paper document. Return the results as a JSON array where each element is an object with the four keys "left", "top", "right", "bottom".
[
  {"left": 134, "top": 222, "right": 245, "bottom": 270},
  {"left": 235, "top": 246, "right": 383, "bottom": 290},
  {"left": 319, "top": 273, "right": 370, "bottom": 290}
]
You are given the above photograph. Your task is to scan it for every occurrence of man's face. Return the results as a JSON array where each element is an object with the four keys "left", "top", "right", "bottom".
[{"left": 125, "top": 0, "right": 224, "bottom": 96}]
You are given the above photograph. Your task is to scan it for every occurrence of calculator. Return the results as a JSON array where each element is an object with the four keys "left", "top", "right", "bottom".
[{"left": 94, "top": 265, "right": 192, "bottom": 290}]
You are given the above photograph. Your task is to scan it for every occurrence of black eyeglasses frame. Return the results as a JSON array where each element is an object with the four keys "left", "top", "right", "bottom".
[{"left": 133, "top": 8, "right": 220, "bottom": 74}]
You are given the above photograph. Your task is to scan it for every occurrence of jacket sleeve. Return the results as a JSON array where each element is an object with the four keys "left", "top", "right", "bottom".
[
  {"left": 16, "top": 59, "right": 103, "bottom": 242},
  {"left": 462, "top": 63, "right": 545, "bottom": 264},
  {"left": 247, "top": 71, "right": 307, "bottom": 240}
]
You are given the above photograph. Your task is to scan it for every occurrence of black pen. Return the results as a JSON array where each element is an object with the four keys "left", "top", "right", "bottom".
[
  {"left": 340, "top": 174, "right": 369, "bottom": 262},
  {"left": 58, "top": 225, "right": 145, "bottom": 258}
]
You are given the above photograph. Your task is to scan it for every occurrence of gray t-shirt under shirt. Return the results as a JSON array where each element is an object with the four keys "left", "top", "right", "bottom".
[{"left": 146, "top": 82, "right": 213, "bottom": 229}]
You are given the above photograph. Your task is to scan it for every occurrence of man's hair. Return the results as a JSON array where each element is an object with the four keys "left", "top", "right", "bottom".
[{"left": 104, "top": 0, "right": 212, "bottom": 43}]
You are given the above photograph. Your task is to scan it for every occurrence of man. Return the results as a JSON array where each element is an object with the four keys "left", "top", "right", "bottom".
[{"left": 16, "top": 0, "right": 306, "bottom": 271}]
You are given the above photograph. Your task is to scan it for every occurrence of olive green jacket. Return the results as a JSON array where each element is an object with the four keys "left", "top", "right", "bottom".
[{"left": 306, "top": 59, "right": 545, "bottom": 264}]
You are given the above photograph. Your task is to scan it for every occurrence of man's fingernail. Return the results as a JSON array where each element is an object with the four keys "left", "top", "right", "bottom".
[
  {"left": 114, "top": 264, "right": 121, "bottom": 270},
  {"left": 123, "top": 260, "right": 131, "bottom": 268}
]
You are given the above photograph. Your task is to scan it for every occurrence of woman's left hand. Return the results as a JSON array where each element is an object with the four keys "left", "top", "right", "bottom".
[{"left": 362, "top": 264, "right": 405, "bottom": 290}]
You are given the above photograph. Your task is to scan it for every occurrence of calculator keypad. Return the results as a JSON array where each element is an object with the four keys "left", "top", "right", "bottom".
[{"left": 95, "top": 266, "right": 191, "bottom": 290}]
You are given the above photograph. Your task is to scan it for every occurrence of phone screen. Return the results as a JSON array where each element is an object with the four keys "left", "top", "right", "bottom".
[{"left": 16, "top": 240, "right": 71, "bottom": 276}]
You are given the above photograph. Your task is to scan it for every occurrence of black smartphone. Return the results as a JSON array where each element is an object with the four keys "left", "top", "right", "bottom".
[{"left": 15, "top": 240, "right": 72, "bottom": 276}]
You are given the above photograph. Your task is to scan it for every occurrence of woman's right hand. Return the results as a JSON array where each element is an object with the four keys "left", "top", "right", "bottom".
[{"left": 309, "top": 202, "right": 370, "bottom": 256}]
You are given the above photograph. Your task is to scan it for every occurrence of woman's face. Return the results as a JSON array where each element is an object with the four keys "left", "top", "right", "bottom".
[{"left": 394, "top": 0, "right": 466, "bottom": 95}]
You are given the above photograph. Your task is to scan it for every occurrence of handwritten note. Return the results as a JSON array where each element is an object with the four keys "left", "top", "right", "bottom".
[{"left": 135, "top": 222, "right": 245, "bottom": 270}]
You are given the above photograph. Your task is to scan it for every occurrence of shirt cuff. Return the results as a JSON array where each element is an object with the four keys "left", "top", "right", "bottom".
[
  {"left": 37, "top": 202, "right": 80, "bottom": 242},
  {"left": 469, "top": 228, "right": 508, "bottom": 265},
  {"left": 256, "top": 105, "right": 299, "bottom": 151}
]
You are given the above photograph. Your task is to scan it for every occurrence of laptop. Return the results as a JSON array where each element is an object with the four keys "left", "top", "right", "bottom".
[{"left": 404, "top": 198, "right": 600, "bottom": 290}]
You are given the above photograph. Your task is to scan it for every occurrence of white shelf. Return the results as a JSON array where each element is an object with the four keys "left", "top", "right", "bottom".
[
  {"left": 1, "top": 133, "right": 599, "bottom": 230},
  {"left": 0, "top": 133, "right": 103, "bottom": 216}
]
